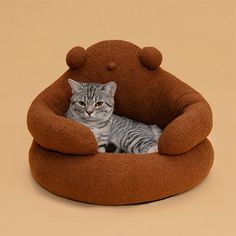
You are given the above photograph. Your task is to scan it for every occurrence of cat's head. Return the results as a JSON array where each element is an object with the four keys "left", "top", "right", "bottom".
[{"left": 68, "top": 79, "right": 116, "bottom": 122}]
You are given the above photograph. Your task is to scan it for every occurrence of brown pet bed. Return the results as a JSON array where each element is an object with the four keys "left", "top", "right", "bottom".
[{"left": 27, "top": 40, "right": 214, "bottom": 205}]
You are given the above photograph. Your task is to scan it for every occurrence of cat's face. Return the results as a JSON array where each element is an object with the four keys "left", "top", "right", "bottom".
[{"left": 68, "top": 79, "right": 116, "bottom": 122}]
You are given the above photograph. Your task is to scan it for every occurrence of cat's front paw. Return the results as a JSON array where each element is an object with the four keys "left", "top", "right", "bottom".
[{"left": 98, "top": 146, "right": 106, "bottom": 153}]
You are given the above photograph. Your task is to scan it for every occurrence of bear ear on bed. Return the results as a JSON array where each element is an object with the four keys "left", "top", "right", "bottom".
[
  {"left": 139, "top": 47, "right": 163, "bottom": 70},
  {"left": 66, "top": 46, "right": 87, "bottom": 69}
]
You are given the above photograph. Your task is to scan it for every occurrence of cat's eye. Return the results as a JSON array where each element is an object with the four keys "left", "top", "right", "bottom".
[
  {"left": 95, "top": 101, "right": 103, "bottom": 107},
  {"left": 78, "top": 101, "right": 86, "bottom": 106}
]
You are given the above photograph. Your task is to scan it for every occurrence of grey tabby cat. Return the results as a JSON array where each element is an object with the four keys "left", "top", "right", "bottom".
[{"left": 65, "top": 79, "right": 162, "bottom": 154}]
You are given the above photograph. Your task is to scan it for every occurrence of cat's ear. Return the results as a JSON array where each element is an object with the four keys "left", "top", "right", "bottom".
[
  {"left": 101, "top": 81, "right": 117, "bottom": 96},
  {"left": 68, "top": 79, "right": 83, "bottom": 93}
]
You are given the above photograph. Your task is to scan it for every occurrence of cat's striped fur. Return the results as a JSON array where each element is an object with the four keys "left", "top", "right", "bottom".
[{"left": 65, "top": 79, "right": 162, "bottom": 153}]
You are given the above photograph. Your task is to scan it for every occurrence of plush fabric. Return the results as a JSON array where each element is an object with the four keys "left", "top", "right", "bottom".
[{"left": 27, "top": 40, "right": 214, "bottom": 205}]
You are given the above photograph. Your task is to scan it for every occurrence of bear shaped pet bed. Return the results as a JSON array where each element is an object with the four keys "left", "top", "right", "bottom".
[{"left": 27, "top": 40, "right": 214, "bottom": 205}]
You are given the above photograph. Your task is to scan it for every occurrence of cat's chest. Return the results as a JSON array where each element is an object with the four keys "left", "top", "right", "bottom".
[
  {"left": 89, "top": 124, "right": 111, "bottom": 141},
  {"left": 90, "top": 126, "right": 109, "bottom": 135}
]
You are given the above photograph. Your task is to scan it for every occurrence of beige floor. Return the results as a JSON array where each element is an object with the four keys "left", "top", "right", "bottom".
[{"left": 1, "top": 1, "right": 235, "bottom": 235}]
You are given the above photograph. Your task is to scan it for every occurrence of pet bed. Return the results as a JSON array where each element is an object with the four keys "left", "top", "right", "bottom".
[{"left": 27, "top": 40, "right": 214, "bottom": 205}]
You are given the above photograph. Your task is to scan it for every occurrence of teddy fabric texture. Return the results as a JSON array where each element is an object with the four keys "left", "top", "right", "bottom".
[{"left": 27, "top": 40, "right": 214, "bottom": 205}]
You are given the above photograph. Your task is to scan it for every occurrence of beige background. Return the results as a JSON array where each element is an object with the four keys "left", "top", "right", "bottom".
[{"left": 1, "top": 0, "right": 235, "bottom": 235}]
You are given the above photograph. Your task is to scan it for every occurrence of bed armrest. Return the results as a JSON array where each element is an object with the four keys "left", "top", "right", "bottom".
[
  {"left": 157, "top": 72, "right": 213, "bottom": 155},
  {"left": 158, "top": 101, "right": 212, "bottom": 155},
  {"left": 27, "top": 76, "right": 98, "bottom": 155}
]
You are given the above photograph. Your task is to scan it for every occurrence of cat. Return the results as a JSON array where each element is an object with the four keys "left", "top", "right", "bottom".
[{"left": 65, "top": 79, "right": 162, "bottom": 154}]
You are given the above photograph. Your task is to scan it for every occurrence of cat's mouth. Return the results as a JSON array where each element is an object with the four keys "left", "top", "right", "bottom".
[
  {"left": 83, "top": 116, "right": 98, "bottom": 121},
  {"left": 86, "top": 117, "right": 96, "bottom": 120},
  {"left": 84, "top": 113, "right": 95, "bottom": 118}
]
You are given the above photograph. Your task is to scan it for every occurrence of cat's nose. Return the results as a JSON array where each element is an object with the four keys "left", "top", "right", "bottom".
[{"left": 86, "top": 111, "right": 93, "bottom": 116}]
